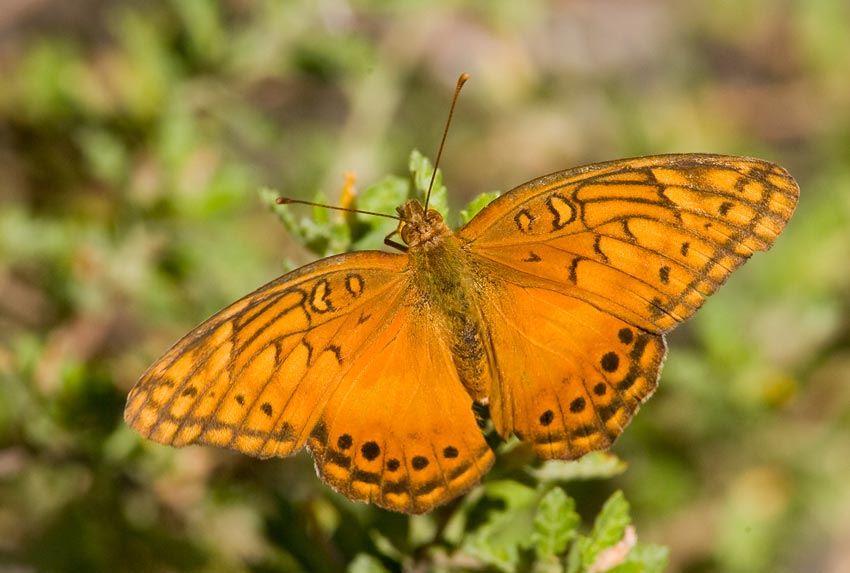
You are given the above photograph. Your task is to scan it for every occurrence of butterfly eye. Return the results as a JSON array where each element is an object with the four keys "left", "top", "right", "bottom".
[{"left": 425, "top": 210, "right": 443, "bottom": 224}]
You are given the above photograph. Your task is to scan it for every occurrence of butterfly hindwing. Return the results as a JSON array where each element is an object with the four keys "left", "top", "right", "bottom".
[
  {"left": 307, "top": 309, "right": 494, "bottom": 513},
  {"left": 478, "top": 277, "right": 666, "bottom": 459}
]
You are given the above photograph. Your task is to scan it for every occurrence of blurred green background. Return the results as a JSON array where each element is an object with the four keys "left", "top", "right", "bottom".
[{"left": 1, "top": 1, "right": 848, "bottom": 572}]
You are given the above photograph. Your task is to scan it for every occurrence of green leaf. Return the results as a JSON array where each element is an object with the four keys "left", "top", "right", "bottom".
[
  {"left": 460, "top": 191, "right": 500, "bottom": 224},
  {"left": 625, "top": 544, "right": 669, "bottom": 573},
  {"left": 583, "top": 491, "right": 631, "bottom": 567},
  {"left": 262, "top": 187, "right": 350, "bottom": 257},
  {"left": 462, "top": 481, "right": 540, "bottom": 572},
  {"left": 347, "top": 553, "right": 391, "bottom": 573},
  {"left": 565, "top": 537, "right": 589, "bottom": 573},
  {"left": 408, "top": 149, "right": 448, "bottom": 218},
  {"left": 352, "top": 175, "right": 410, "bottom": 251},
  {"left": 533, "top": 488, "right": 579, "bottom": 559},
  {"left": 356, "top": 174, "right": 410, "bottom": 215},
  {"left": 529, "top": 452, "right": 628, "bottom": 483}
]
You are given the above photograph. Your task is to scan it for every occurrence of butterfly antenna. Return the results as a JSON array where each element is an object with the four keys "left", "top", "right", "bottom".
[
  {"left": 424, "top": 72, "right": 469, "bottom": 211},
  {"left": 275, "top": 197, "right": 403, "bottom": 221}
]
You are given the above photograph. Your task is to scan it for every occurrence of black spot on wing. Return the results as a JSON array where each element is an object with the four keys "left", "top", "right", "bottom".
[
  {"left": 569, "top": 397, "right": 586, "bottom": 413},
  {"left": 360, "top": 441, "right": 380, "bottom": 461},
  {"left": 601, "top": 352, "right": 620, "bottom": 372},
  {"left": 337, "top": 434, "right": 352, "bottom": 450},
  {"left": 310, "top": 420, "right": 328, "bottom": 444},
  {"left": 411, "top": 456, "right": 429, "bottom": 470}
]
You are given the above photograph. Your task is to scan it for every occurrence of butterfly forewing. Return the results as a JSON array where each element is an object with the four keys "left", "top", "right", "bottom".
[
  {"left": 125, "top": 252, "right": 409, "bottom": 458},
  {"left": 460, "top": 154, "right": 799, "bottom": 332}
]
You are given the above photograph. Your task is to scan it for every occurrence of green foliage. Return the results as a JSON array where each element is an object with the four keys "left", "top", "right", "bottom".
[
  {"left": 265, "top": 149, "right": 489, "bottom": 255},
  {"left": 408, "top": 148, "right": 449, "bottom": 217},
  {"left": 533, "top": 488, "right": 580, "bottom": 561},
  {"left": 460, "top": 191, "right": 501, "bottom": 224},
  {"left": 463, "top": 486, "right": 666, "bottom": 573},
  {"left": 1, "top": 1, "right": 844, "bottom": 572}
]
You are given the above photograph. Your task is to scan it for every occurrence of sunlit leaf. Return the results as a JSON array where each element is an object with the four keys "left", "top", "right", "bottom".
[
  {"left": 529, "top": 452, "right": 628, "bottom": 483},
  {"left": 533, "top": 487, "right": 579, "bottom": 559},
  {"left": 347, "top": 553, "right": 391, "bottom": 573},
  {"left": 460, "top": 191, "right": 500, "bottom": 224}
]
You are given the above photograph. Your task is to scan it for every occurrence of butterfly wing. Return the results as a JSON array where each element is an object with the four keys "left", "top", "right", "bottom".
[
  {"left": 125, "top": 250, "right": 493, "bottom": 512},
  {"left": 308, "top": 305, "right": 494, "bottom": 513},
  {"left": 459, "top": 154, "right": 798, "bottom": 458},
  {"left": 475, "top": 278, "right": 666, "bottom": 460}
]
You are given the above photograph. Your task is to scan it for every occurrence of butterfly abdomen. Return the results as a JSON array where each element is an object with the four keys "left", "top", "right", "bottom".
[{"left": 407, "top": 236, "right": 492, "bottom": 402}]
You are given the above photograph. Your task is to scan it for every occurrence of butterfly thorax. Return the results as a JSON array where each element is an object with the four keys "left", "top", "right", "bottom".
[{"left": 396, "top": 200, "right": 452, "bottom": 249}]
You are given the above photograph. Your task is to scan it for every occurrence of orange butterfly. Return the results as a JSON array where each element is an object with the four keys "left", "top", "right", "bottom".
[
  {"left": 125, "top": 152, "right": 798, "bottom": 513},
  {"left": 125, "top": 83, "right": 799, "bottom": 514}
]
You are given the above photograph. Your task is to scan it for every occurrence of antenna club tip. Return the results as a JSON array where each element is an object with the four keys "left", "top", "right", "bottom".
[
  {"left": 458, "top": 72, "right": 469, "bottom": 86},
  {"left": 275, "top": 197, "right": 291, "bottom": 205}
]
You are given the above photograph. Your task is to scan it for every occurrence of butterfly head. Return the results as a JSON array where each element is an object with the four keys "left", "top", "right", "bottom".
[{"left": 396, "top": 199, "right": 451, "bottom": 248}]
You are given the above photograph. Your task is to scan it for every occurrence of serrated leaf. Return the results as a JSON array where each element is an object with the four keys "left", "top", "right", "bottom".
[
  {"left": 529, "top": 452, "right": 628, "bottom": 483},
  {"left": 408, "top": 149, "right": 448, "bottom": 218},
  {"left": 481, "top": 480, "right": 540, "bottom": 510},
  {"left": 533, "top": 488, "right": 579, "bottom": 559},
  {"left": 351, "top": 175, "right": 409, "bottom": 251},
  {"left": 464, "top": 531, "right": 520, "bottom": 573},
  {"left": 566, "top": 536, "right": 589, "bottom": 573},
  {"left": 583, "top": 491, "right": 631, "bottom": 566},
  {"left": 263, "top": 186, "right": 352, "bottom": 256},
  {"left": 356, "top": 174, "right": 410, "bottom": 214},
  {"left": 347, "top": 553, "right": 391, "bottom": 573},
  {"left": 462, "top": 481, "right": 540, "bottom": 572},
  {"left": 460, "top": 191, "right": 500, "bottom": 224}
]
